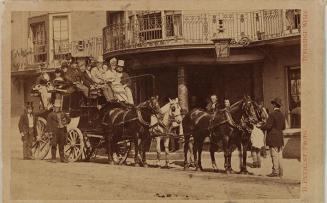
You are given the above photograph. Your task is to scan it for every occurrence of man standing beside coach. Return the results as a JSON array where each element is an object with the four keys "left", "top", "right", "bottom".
[{"left": 259, "top": 97, "right": 286, "bottom": 177}]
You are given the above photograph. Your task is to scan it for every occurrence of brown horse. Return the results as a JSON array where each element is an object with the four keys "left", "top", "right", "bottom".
[
  {"left": 183, "top": 96, "right": 259, "bottom": 174},
  {"left": 102, "top": 96, "right": 161, "bottom": 166}
]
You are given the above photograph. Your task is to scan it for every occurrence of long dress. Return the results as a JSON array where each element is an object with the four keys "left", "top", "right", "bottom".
[{"left": 112, "top": 71, "right": 134, "bottom": 104}]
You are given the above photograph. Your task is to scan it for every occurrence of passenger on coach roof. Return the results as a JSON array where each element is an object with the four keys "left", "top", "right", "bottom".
[
  {"left": 90, "top": 56, "right": 115, "bottom": 102},
  {"left": 111, "top": 59, "right": 134, "bottom": 105}
]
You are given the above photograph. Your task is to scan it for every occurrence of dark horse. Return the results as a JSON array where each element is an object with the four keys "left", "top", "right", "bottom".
[
  {"left": 183, "top": 96, "right": 259, "bottom": 174},
  {"left": 102, "top": 96, "right": 161, "bottom": 166}
]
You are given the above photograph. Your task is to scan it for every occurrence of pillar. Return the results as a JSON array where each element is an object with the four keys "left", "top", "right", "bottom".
[
  {"left": 178, "top": 66, "right": 189, "bottom": 112},
  {"left": 177, "top": 66, "right": 188, "bottom": 151},
  {"left": 252, "top": 63, "right": 264, "bottom": 102}
]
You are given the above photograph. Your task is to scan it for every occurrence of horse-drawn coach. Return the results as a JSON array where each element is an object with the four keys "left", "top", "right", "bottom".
[{"left": 30, "top": 72, "right": 183, "bottom": 167}]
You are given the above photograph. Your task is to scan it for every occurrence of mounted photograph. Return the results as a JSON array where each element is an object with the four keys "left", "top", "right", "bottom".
[{"left": 4, "top": 6, "right": 321, "bottom": 201}]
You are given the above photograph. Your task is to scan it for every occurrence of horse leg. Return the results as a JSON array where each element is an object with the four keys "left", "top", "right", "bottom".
[
  {"left": 164, "top": 137, "right": 170, "bottom": 168},
  {"left": 241, "top": 143, "right": 250, "bottom": 174},
  {"left": 193, "top": 138, "right": 199, "bottom": 171},
  {"left": 210, "top": 143, "right": 218, "bottom": 171},
  {"left": 140, "top": 138, "right": 148, "bottom": 168},
  {"left": 134, "top": 134, "right": 140, "bottom": 167},
  {"left": 155, "top": 137, "right": 161, "bottom": 167},
  {"left": 188, "top": 139, "right": 195, "bottom": 167},
  {"left": 198, "top": 139, "right": 204, "bottom": 171},
  {"left": 223, "top": 135, "right": 230, "bottom": 173},
  {"left": 183, "top": 137, "right": 189, "bottom": 170}
]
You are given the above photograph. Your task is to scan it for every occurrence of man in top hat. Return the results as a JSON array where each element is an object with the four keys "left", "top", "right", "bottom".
[
  {"left": 18, "top": 102, "right": 37, "bottom": 160},
  {"left": 260, "top": 97, "right": 286, "bottom": 177},
  {"left": 112, "top": 59, "right": 134, "bottom": 105},
  {"left": 46, "top": 99, "right": 71, "bottom": 163}
]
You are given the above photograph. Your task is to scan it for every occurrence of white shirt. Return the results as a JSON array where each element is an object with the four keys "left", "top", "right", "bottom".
[{"left": 27, "top": 114, "right": 34, "bottom": 128}]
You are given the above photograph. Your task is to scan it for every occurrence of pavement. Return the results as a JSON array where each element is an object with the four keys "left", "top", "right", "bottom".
[{"left": 10, "top": 117, "right": 301, "bottom": 200}]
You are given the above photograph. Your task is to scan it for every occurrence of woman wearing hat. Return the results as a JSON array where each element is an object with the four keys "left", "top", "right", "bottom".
[
  {"left": 260, "top": 97, "right": 286, "bottom": 177},
  {"left": 18, "top": 102, "right": 37, "bottom": 160},
  {"left": 90, "top": 56, "right": 115, "bottom": 102}
]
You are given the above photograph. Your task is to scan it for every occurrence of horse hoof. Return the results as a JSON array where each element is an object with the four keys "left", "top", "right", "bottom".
[
  {"left": 143, "top": 163, "right": 148, "bottom": 168},
  {"left": 134, "top": 163, "right": 140, "bottom": 167}
]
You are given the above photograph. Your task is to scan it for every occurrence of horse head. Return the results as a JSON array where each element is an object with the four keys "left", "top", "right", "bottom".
[
  {"left": 241, "top": 95, "right": 259, "bottom": 125},
  {"left": 140, "top": 95, "right": 161, "bottom": 116},
  {"left": 168, "top": 98, "right": 183, "bottom": 124}
]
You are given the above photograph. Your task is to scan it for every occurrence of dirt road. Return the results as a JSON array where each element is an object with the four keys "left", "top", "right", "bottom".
[
  {"left": 10, "top": 117, "right": 300, "bottom": 200},
  {"left": 11, "top": 151, "right": 300, "bottom": 200}
]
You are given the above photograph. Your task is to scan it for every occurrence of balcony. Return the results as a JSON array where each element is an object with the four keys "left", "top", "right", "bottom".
[
  {"left": 11, "top": 36, "right": 103, "bottom": 73},
  {"left": 103, "top": 10, "right": 300, "bottom": 55}
]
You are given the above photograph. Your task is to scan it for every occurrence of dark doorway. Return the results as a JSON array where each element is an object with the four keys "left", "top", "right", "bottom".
[{"left": 188, "top": 64, "right": 254, "bottom": 108}]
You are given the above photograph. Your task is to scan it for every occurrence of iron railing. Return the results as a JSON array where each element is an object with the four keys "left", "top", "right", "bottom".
[
  {"left": 103, "top": 10, "right": 301, "bottom": 53},
  {"left": 12, "top": 36, "right": 103, "bottom": 72}
]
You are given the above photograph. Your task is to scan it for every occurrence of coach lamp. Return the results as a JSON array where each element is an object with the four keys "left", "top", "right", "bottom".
[{"left": 211, "top": 37, "right": 232, "bottom": 60}]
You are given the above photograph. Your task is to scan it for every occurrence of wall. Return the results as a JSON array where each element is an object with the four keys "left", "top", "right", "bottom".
[
  {"left": 71, "top": 11, "right": 106, "bottom": 40},
  {"left": 262, "top": 44, "right": 300, "bottom": 127},
  {"left": 11, "top": 78, "right": 25, "bottom": 117}
]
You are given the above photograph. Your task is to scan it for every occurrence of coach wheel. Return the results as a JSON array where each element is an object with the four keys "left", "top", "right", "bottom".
[
  {"left": 32, "top": 117, "right": 51, "bottom": 160},
  {"left": 65, "top": 128, "right": 84, "bottom": 162},
  {"left": 114, "top": 141, "right": 131, "bottom": 165}
]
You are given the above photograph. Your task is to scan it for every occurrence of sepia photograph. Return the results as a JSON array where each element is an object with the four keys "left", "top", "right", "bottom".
[{"left": 2, "top": 2, "right": 323, "bottom": 201}]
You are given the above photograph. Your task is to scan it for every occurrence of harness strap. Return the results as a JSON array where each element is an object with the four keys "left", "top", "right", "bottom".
[
  {"left": 110, "top": 109, "right": 125, "bottom": 125},
  {"left": 136, "top": 109, "right": 150, "bottom": 126}
]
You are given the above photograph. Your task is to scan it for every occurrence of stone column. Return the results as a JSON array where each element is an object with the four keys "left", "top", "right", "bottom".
[
  {"left": 177, "top": 66, "right": 189, "bottom": 150},
  {"left": 252, "top": 63, "right": 264, "bottom": 102},
  {"left": 178, "top": 66, "right": 189, "bottom": 112}
]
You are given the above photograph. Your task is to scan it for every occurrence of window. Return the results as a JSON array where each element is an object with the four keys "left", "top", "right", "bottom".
[
  {"left": 288, "top": 66, "right": 301, "bottom": 128},
  {"left": 138, "top": 12, "right": 162, "bottom": 41},
  {"left": 165, "top": 11, "right": 182, "bottom": 38},
  {"left": 53, "top": 15, "right": 70, "bottom": 60},
  {"left": 30, "top": 22, "right": 47, "bottom": 63},
  {"left": 285, "top": 9, "right": 301, "bottom": 31}
]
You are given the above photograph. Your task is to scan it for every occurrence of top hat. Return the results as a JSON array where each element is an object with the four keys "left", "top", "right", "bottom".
[
  {"left": 271, "top": 97, "right": 282, "bottom": 107},
  {"left": 25, "top": 101, "right": 33, "bottom": 109},
  {"left": 117, "top": 60, "right": 125, "bottom": 67}
]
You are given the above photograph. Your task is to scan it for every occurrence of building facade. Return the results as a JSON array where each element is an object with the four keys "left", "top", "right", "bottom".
[
  {"left": 103, "top": 10, "right": 301, "bottom": 129},
  {"left": 11, "top": 11, "right": 106, "bottom": 116}
]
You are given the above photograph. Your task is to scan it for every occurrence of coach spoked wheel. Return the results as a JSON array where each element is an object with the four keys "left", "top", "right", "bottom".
[
  {"left": 32, "top": 117, "right": 51, "bottom": 160},
  {"left": 114, "top": 140, "right": 131, "bottom": 165},
  {"left": 64, "top": 128, "right": 84, "bottom": 162}
]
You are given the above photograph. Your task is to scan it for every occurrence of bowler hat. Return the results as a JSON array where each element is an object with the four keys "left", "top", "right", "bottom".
[{"left": 271, "top": 97, "right": 282, "bottom": 107}]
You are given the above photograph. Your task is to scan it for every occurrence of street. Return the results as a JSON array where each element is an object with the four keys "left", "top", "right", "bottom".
[{"left": 10, "top": 118, "right": 300, "bottom": 200}]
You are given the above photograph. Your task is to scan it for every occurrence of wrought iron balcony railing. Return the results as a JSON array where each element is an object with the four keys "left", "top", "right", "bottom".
[
  {"left": 103, "top": 10, "right": 301, "bottom": 54},
  {"left": 12, "top": 36, "right": 103, "bottom": 72}
]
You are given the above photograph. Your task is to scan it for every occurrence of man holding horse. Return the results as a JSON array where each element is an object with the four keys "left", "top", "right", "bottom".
[{"left": 260, "top": 97, "right": 286, "bottom": 177}]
